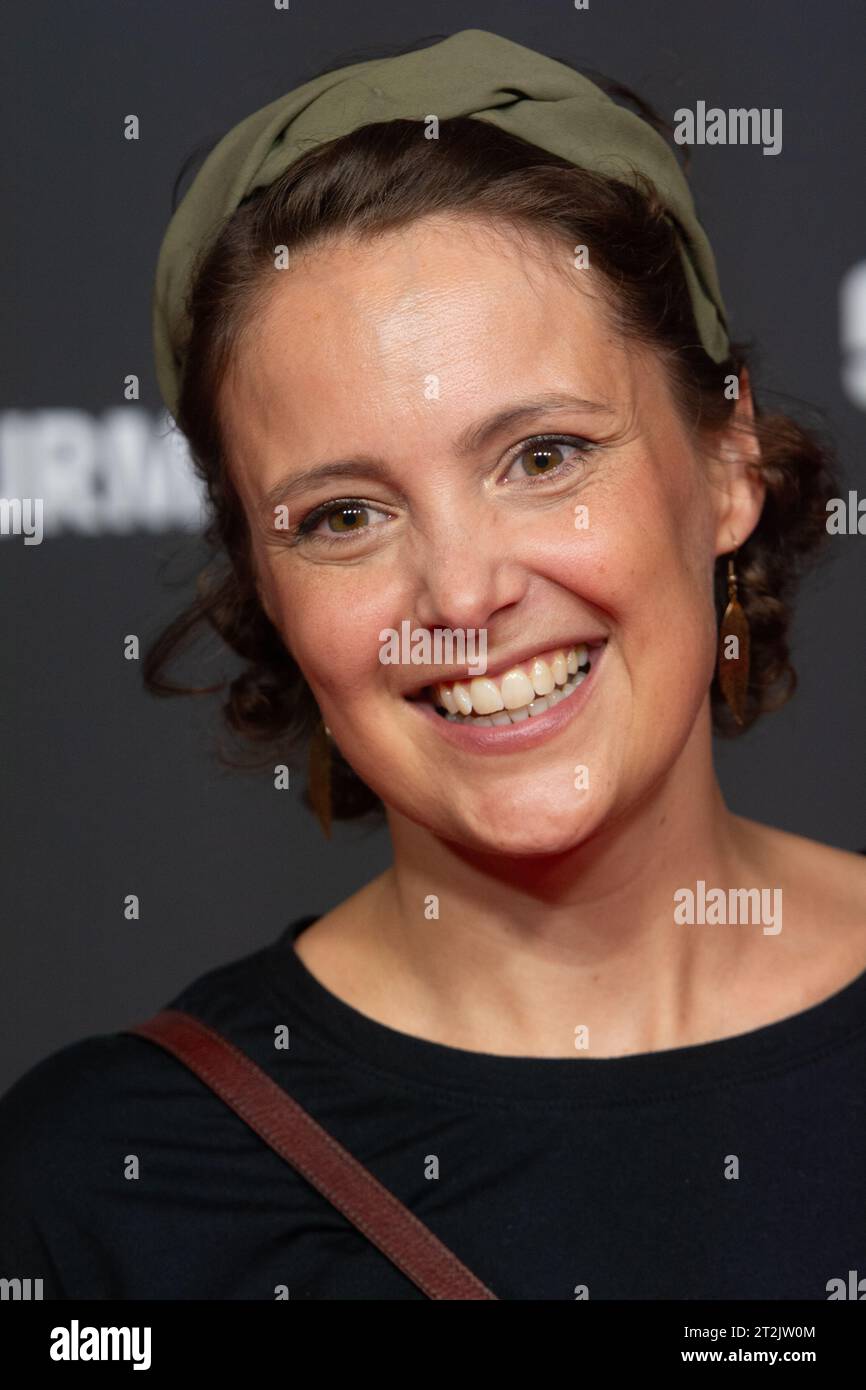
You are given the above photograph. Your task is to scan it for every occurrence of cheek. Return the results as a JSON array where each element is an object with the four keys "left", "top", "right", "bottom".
[
  {"left": 540, "top": 475, "right": 717, "bottom": 698},
  {"left": 262, "top": 560, "right": 408, "bottom": 706}
]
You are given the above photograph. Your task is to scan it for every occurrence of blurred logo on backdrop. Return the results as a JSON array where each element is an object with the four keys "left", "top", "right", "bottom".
[
  {"left": 0, "top": 409, "right": 204, "bottom": 540},
  {"left": 842, "top": 262, "right": 866, "bottom": 411}
]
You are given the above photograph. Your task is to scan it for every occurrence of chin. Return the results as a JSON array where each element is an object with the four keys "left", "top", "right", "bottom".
[{"left": 440, "top": 800, "right": 603, "bottom": 859}]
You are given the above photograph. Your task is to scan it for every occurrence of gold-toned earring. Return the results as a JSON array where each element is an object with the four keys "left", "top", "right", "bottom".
[
  {"left": 307, "top": 717, "right": 333, "bottom": 839},
  {"left": 717, "top": 548, "right": 750, "bottom": 726}
]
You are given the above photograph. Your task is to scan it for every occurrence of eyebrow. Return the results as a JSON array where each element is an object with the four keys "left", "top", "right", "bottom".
[
  {"left": 455, "top": 392, "right": 614, "bottom": 456},
  {"left": 259, "top": 392, "right": 615, "bottom": 513}
]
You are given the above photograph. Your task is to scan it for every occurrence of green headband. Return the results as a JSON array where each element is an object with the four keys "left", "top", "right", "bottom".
[{"left": 153, "top": 27, "right": 730, "bottom": 421}]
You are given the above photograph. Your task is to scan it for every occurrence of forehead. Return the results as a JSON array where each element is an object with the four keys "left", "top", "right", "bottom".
[{"left": 221, "top": 214, "right": 650, "bottom": 465}]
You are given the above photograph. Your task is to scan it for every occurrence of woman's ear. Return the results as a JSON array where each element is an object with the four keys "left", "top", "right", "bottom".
[
  {"left": 709, "top": 366, "right": 766, "bottom": 554},
  {"left": 735, "top": 365, "right": 757, "bottom": 423}
]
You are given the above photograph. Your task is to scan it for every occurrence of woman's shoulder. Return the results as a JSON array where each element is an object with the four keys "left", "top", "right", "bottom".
[
  {"left": 0, "top": 922, "right": 303, "bottom": 1182},
  {"left": 734, "top": 817, "right": 866, "bottom": 912},
  {"left": 0, "top": 1030, "right": 177, "bottom": 1292},
  {"left": 732, "top": 816, "right": 866, "bottom": 997},
  {"left": 0, "top": 1031, "right": 183, "bottom": 1189}
]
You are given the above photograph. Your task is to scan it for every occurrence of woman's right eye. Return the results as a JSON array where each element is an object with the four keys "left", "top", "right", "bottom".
[{"left": 296, "top": 500, "right": 392, "bottom": 541}]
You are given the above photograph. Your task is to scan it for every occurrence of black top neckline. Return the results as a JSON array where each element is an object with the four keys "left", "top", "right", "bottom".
[{"left": 264, "top": 914, "right": 866, "bottom": 1105}]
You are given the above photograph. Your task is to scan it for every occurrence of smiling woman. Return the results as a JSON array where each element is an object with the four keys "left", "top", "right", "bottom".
[{"left": 2, "top": 28, "right": 865, "bottom": 1304}]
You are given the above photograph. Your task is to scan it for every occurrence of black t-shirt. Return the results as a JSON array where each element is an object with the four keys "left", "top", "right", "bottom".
[{"left": 2, "top": 912, "right": 865, "bottom": 1301}]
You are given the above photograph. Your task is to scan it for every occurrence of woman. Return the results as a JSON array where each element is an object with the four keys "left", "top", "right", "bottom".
[{"left": 2, "top": 29, "right": 864, "bottom": 1301}]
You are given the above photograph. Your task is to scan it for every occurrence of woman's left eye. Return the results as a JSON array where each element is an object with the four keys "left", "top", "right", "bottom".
[{"left": 503, "top": 435, "right": 595, "bottom": 483}]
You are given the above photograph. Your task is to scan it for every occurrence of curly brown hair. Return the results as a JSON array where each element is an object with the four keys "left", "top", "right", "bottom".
[{"left": 143, "top": 75, "right": 842, "bottom": 826}]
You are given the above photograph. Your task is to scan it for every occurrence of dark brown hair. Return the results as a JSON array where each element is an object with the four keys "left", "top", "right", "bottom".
[{"left": 144, "top": 73, "right": 841, "bottom": 825}]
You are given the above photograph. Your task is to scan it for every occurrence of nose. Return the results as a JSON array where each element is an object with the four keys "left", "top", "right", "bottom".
[{"left": 410, "top": 514, "right": 528, "bottom": 634}]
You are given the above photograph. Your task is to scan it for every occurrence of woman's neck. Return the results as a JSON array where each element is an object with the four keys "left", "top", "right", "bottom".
[{"left": 345, "top": 729, "right": 777, "bottom": 1057}]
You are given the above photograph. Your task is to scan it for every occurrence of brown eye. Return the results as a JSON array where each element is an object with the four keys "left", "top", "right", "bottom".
[
  {"left": 517, "top": 442, "right": 568, "bottom": 477},
  {"left": 327, "top": 505, "right": 369, "bottom": 532},
  {"left": 503, "top": 436, "right": 594, "bottom": 487},
  {"left": 296, "top": 497, "right": 392, "bottom": 542}
]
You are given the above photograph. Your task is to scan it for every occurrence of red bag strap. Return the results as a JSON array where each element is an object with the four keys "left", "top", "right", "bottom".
[{"left": 125, "top": 1008, "right": 498, "bottom": 1301}]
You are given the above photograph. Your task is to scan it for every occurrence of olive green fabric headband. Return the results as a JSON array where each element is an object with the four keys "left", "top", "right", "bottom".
[{"left": 153, "top": 27, "right": 730, "bottom": 421}]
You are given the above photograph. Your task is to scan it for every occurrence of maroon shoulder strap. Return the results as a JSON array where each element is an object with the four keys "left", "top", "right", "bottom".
[{"left": 125, "top": 1008, "right": 498, "bottom": 1301}]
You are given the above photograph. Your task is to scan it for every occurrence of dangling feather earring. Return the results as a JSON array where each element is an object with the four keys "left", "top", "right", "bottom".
[
  {"left": 307, "top": 718, "right": 333, "bottom": 839},
  {"left": 717, "top": 549, "right": 750, "bottom": 726}
]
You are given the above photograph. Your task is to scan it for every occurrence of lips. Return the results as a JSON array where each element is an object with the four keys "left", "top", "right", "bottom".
[{"left": 406, "top": 638, "right": 606, "bottom": 749}]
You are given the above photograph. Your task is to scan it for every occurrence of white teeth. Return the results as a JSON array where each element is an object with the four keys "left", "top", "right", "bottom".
[
  {"left": 500, "top": 669, "right": 536, "bottom": 710},
  {"left": 529, "top": 659, "right": 555, "bottom": 698},
  {"left": 433, "top": 644, "right": 594, "bottom": 717},
  {"left": 439, "top": 686, "right": 457, "bottom": 715},
  {"left": 468, "top": 676, "right": 505, "bottom": 716},
  {"left": 441, "top": 667, "right": 591, "bottom": 725},
  {"left": 452, "top": 682, "right": 473, "bottom": 716}
]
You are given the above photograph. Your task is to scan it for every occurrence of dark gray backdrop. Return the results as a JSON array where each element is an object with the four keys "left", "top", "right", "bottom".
[{"left": 3, "top": 0, "right": 864, "bottom": 1094}]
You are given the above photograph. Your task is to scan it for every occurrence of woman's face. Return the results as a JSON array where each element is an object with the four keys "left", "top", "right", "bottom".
[{"left": 223, "top": 214, "right": 762, "bottom": 855}]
